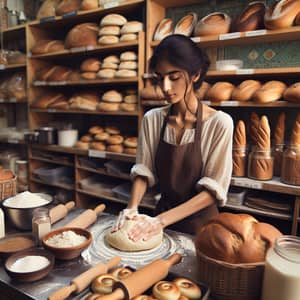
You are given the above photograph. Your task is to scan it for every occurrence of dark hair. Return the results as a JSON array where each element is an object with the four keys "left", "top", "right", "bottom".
[{"left": 149, "top": 34, "right": 210, "bottom": 90}]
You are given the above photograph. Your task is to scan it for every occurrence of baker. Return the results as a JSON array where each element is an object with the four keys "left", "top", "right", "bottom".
[{"left": 111, "top": 34, "right": 233, "bottom": 241}]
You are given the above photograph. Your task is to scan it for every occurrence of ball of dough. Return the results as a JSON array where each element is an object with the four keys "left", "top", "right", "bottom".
[
  {"left": 105, "top": 215, "right": 163, "bottom": 251},
  {"left": 173, "top": 278, "right": 201, "bottom": 299},
  {"left": 152, "top": 281, "right": 181, "bottom": 300}
]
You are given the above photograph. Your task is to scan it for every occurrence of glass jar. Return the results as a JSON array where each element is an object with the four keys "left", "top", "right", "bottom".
[
  {"left": 273, "top": 144, "right": 285, "bottom": 177},
  {"left": 261, "top": 235, "right": 300, "bottom": 300},
  {"left": 232, "top": 146, "right": 247, "bottom": 177},
  {"left": 32, "top": 207, "right": 51, "bottom": 245},
  {"left": 281, "top": 144, "right": 300, "bottom": 185},
  {"left": 248, "top": 148, "right": 274, "bottom": 180}
]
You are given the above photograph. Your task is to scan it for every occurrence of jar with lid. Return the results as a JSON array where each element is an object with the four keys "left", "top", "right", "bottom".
[
  {"left": 273, "top": 144, "right": 285, "bottom": 177},
  {"left": 261, "top": 235, "right": 300, "bottom": 300},
  {"left": 232, "top": 146, "right": 247, "bottom": 177},
  {"left": 32, "top": 207, "right": 51, "bottom": 245},
  {"left": 281, "top": 144, "right": 300, "bottom": 185},
  {"left": 248, "top": 147, "right": 274, "bottom": 180}
]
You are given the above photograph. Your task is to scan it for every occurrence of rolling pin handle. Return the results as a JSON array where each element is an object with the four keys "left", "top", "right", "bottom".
[
  {"left": 94, "top": 204, "right": 106, "bottom": 215},
  {"left": 106, "top": 256, "right": 121, "bottom": 270},
  {"left": 65, "top": 201, "right": 75, "bottom": 210},
  {"left": 167, "top": 253, "right": 182, "bottom": 266}
]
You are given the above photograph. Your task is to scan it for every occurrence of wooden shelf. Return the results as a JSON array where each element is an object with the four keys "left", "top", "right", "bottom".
[
  {"left": 151, "top": 0, "right": 205, "bottom": 8},
  {"left": 77, "top": 188, "right": 155, "bottom": 210},
  {"left": 0, "top": 99, "right": 27, "bottom": 104},
  {"left": 30, "top": 177, "right": 75, "bottom": 190},
  {"left": 151, "top": 26, "right": 300, "bottom": 48},
  {"left": 231, "top": 177, "right": 300, "bottom": 196},
  {"left": 30, "top": 40, "right": 139, "bottom": 59},
  {"left": 77, "top": 165, "right": 131, "bottom": 180},
  {"left": 0, "top": 63, "right": 26, "bottom": 71},
  {"left": 2, "top": 24, "right": 26, "bottom": 34},
  {"left": 32, "top": 77, "right": 138, "bottom": 87},
  {"left": 30, "top": 156, "right": 74, "bottom": 167},
  {"left": 0, "top": 139, "right": 26, "bottom": 145}
]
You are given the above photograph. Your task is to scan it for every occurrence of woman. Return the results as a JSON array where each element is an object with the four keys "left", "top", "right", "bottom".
[{"left": 112, "top": 34, "right": 233, "bottom": 241}]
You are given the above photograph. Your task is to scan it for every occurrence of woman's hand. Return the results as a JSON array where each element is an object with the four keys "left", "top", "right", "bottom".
[
  {"left": 111, "top": 208, "right": 138, "bottom": 232},
  {"left": 128, "top": 215, "right": 163, "bottom": 242}
]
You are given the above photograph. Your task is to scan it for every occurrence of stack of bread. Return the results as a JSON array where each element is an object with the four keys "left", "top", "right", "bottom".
[
  {"left": 116, "top": 51, "right": 138, "bottom": 78},
  {"left": 31, "top": 92, "right": 69, "bottom": 110},
  {"left": 80, "top": 58, "right": 101, "bottom": 80},
  {"left": 120, "top": 20, "right": 143, "bottom": 42},
  {"left": 97, "top": 55, "right": 119, "bottom": 79}
]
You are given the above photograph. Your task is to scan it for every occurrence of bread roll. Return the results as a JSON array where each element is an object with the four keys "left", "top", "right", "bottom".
[
  {"left": 31, "top": 40, "right": 65, "bottom": 55},
  {"left": 90, "top": 141, "right": 106, "bottom": 151},
  {"left": 110, "top": 267, "right": 133, "bottom": 280},
  {"left": 120, "top": 33, "right": 137, "bottom": 41},
  {"left": 257, "top": 115, "right": 271, "bottom": 150},
  {"left": 194, "top": 12, "right": 231, "bottom": 36},
  {"left": 173, "top": 278, "right": 202, "bottom": 300},
  {"left": 274, "top": 112, "right": 286, "bottom": 145},
  {"left": 106, "top": 134, "right": 124, "bottom": 145},
  {"left": 75, "top": 141, "right": 90, "bottom": 149},
  {"left": 264, "top": 0, "right": 300, "bottom": 29},
  {"left": 283, "top": 82, "right": 300, "bottom": 103},
  {"left": 97, "top": 102, "right": 120, "bottom": 112},
  {"left": 94, "top": 132, "right": 110, "bottom": 142},
  {"left": 89, "top": 126, "right": 104, "bottom": 135},
  {"left": 120, "top": 21, "right": 143, "bottom": 34},
  {"left": 231, "top": 80, "right": 261, "bottom": 102},
  {"left": 234, "top": 1, "right": 266, "bottom": 32},
  {"left": 98, "top": 25, "right": 120, "bottom": 36},
  {"left": 80, "top": 58, "right": 101, "bottom": 72},
  {"left": 120, "top": 103, "right": 136, "bottom": 112},
  {"left": 100, "top": 14, "right": 127, "bottom": 26},
  {"left": 195, "top": 81, "right": 210, "bottom": 100},
  {"left": 195, "top": 212, "right": 282, "bottom": 263},
  {"left": 105, "top": 126, "right": 120, "bottom": 135},
  {"left": 32, "top": 92, "right": 67, "bottom": 108},
  {"left": 65, "top": 23, "right": 98, "bottom": 48},
  {"left": 152, "top": 281, "right": 181, "bottom": 300},
  {"left": 56, "top": 0, "right": 81, "bottom": 15},
  {"left": 119, "top": 61, "right": 137, "bottom": 70},
  {"left": 120, "top": 51, "right": 137, "bottom": 61},
  {"left": 36, "top": 0, "right": 59, "bottom": 19},
  {"left": 290, "top": 113, "right": 300, "bottom": 145},
  {"left": 81, "top": 72, "right": 97, "bottom": 80},
  {"left": 97, "top": 69, "right": 116, "bottom": 79},
  {"left": 253, "top": 80, "right": 287, "bottom": 103},
  {"left": 80, "top": 0, "right": 98, "bottom": 11},
  {"left": 98, "top": 35, "right": 119, "bottom": 45},
  {"left": 233, "top": 120, "right": 246, "bottom": 147},
  {"left": 174, "top": 13, "right": 197, "bottom": 36},
  {"left": 68, "top": 70, "right": 81, "bottom": 81},
  {"left": 103, "top": 55, "right": 119, "bottom": 64},
  {"left": 101, "top": 61, "right": 118, "bottom": 69},
  {"left": 124, "top": 137, "right": 138, "bottom": 148},
  {"left": 80, "top": 134, "right": 93, "bottom": 142},
  {"left": 102, "top": 90, "right": 123, "bottom": 103},
  {"left": 107, "top": 144, "right": 124, "bottom": 153},
  {"left": 91, "top": 274, "right": 118, "bottom": 294},
  {"left": 206, "top": 82, "right": 234, "bottom": 102},
  {"left": 115, "top": 69, "right": 137, "bottom": 78},
  {"left": 153, "top": 18, "right": 173, "bottom": 41},
  {"left": 124, "top": 94, "right": 137, "bottom": 104},
  {"left": 124, "top": 147, "right": 137, "bottom": 155}
]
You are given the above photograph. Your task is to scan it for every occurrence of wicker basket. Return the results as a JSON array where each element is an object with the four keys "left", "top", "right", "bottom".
[
  {"left": 196, "top": 249, "right": 265, "bottom": 300},
  {"left": 0, "top": 175, "right": 17, "bottom": 201}
]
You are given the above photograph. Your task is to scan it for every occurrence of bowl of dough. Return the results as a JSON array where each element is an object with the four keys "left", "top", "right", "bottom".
[
  {"left": 2, "top": 191, "right": 53, "bottom": 230},
  {"left": 42, "top": 227, "right": 92, "bottom": 260}
]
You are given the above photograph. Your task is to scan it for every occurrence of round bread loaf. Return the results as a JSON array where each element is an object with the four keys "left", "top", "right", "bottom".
[
  {"left": 90, "top": 141, "right": 106, "bottom": 151},
  {"left": 152, "top": 281, "right": 181, "bottom": 300},
  {"left": 75, "top": 141, "right": 90, "bottom": 149},
  {"left": 98, "top": 25, "right": 120, "bottom": 36},
  {"left": 101, "top": 61, "right": 119, "bottom": 70},
  {"left": 124, "top": 137, "right": 138, "bottom": 148},
  {"left": 97, "top": 69, "right": 116, "bottom": 79},
  {"left": 173, "top": 278, "right": 201, "bottom": 300},
  {"left": 120, "top": 103, "right": 137, "bottom": 112},
  {"left": 89, "top": 126, "right": 104, "bottom": 135},
  {"left": 110, "top": 267, "right": 133, "bottom": 280},
  {"left": 119, "top": 61, "right": 137, "bottom": 70},
  {"left": 106, "top": 135, "right": 124, "bottom": 145},
  {"left": 107, "top": 144, "right": 124, "bottom": 153},
  {"left": 283, "top": 82, "right": 300, "bottom": 103},
  {"left": 121, "top": 21, "right": 143, "bottom": 34},
  {"left": 0, "top": 169, "right": 14, "bottom": 181},
  {"left": 80, "top": 134, "right": 93, "bottom": 142},
  {"left": 31, "top": 40, "right": 65, "bottom": 54},
  {"left": 94, "top": 132, "right": 110, "bottom": 142},
  {"left": 80, "top": 0, "right": 98, "bottom": 10},
  {"left": 36, "top": 0, "right": 59, "bottom": 19},
  {"left": 124, "top": 147, "right": 137, "bottom": 155},
  {"left": 234, "top": 1, "right": 266, "bottom": 32},
  {"left": 153, "top": 18, "right": 173, "bottom": 41},
  {"left": 98, "top": 35, "right": 119, "bottom": 45},
  {"left": 56, "top": 0, "right": 81, "bottom": 16},
  {"left": 105, "top": 126, "right": 120, "bottom": 135},
  {"left": 206, "top": 82, "right": 235, "bottom": 102},
  {"left": 194, "top": 12, "right": 231, "bottom": 36},
  {"left": 120, "top": 51, "right": 137, "bottom": 61},
  {"left": 91, "top": 274, "right": 118, "bottom": 294},
  {"left": 102, "top": 90, "right": 123, "bottom": 103},
  {"left": 81, "top": 72, "right": 97, "bottom": 80},
  {"left": 100, "top": 14, "right": 127, "bottom": 26},
  {"left": 80, "top": 58, "right": 101, "bottom": 72},
  {"left": 103, "top": 55, "right": 120, "bottom": 64},
  {"left": 174, "top": 13, "right": 197, "bottom": 36},
  {"left": 253, "top": 80, "right": 287, "bottom": 103},
  {"left": 120, "top": 33, "right": 137, "bottom": 41},
  {"left": 124, "top": 94, "right": 138, "bottom": 104},
  {"left": 231, "top": 80, "right": 262, "bottom": 102},
  {"left": 195, "top": 212, "right": 282, "bottom": 263},
  {"left": 97, "top": 102, "right": 120, "bottom": 112},
  {"left": 115, "top": 69, "right": 137, "bottom": 78}
]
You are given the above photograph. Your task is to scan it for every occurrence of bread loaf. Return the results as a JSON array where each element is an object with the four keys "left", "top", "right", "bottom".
[
  {"left": 264, "top": 0, "right": 300, "bottom": 29},
  {"left": 257, "top": 115, "right": 271, "bottom": 150},
  {"left": 98, "top": 35, "right": 119, "bottom": 45},
  {"left": 75, "top": 141, "right": 90, "bottom": 150},
  {"left": 141, "top": 81, "right": 165, "bottom": 100},
  {"left": 233, "top": 120, "right": 246, "bottom": 147},
  {"left": 103, "top": 55, "right": 119, "bottom": 64},
  {"left": 283, "top": 82, "right": 300, "bottom": 103},
  {"left": 174, "top": 13, "right": 197, "bottom": 36},
  {"left": 100, "top": 14, "right": 127, "bottom": 26},
  {"left": 46, "top": 66, "right": 72, "bottom": 81},
  {"left": 120, "top": 33, "right": 137, "bottom": 41},
  {"left": 274, "top": 112, "right": 286, "bottom": 145},
  {"left": 195, "top": 212, "right": 282, "bottom": 263},
  {"left": 231, "top": 80, "right": 261, "bottom": 102},
  {"left": 0, "top": 169, "right": 14, "bottom": 181},
  {"left": 97, "top": 102, "right": 120, "bottom": 111},
  {"left": 249, "top": 112, "right": 260, "bottom": 145},
  {"left": 120, "top": 103, "right": 136, "bottom": 112},
  {"left": 120, "top": 51, "right": 137, "bottom": 61},
  {"left": 36, "top": 0, "right": 59, "bottom": 19},
  {"left": 115, "top": 69, "right": 137, "bottom": 78},
  {"left": 102, "top": 90, "right": 123, "bottom": 103},
  {"left": 31, "top": 40, "right": 65, "bottom": 55},
  {"left": 119, "top": 61, "right": 137, "bottom": 70},
  {"left": 206, "top": 82, "right": 234, "bottom": 102},
  {"left": 32, "top": 92, "right": 67, "bottom": 108},
  {"left": 153, "top": 18, "right": 173, "bottom": 41},
  {"left": 80, "top": 0, "right": 98, "bottom": 11},
  {"left": 97, "top": 69, "right": 116, "bottom": 78},
  {"left": 120, "top": 21, "right": 143, "bottom": 34},
  {"left": 234, "top": 1, "right": 266, "bottom": 32},
  {"left": 253, "top": 80, "right": 287, "bottom": 103},
  {"left": 81, "top": 72, "right": 97, "bottom": 80},
  {"left": 80, "top": 58, "right": 101, "bottom": 72},
  {"left": 98, "top": 25, "right": 120, "bottom": 36},
  {"left": 56, "top": 0, "right": 81, "bottom": 16},
  {"left": 49, "top": 99, "right": 69, "bottom": 110},
  {"left": 194, "top": 12, "right": 231, "bottom": 36},
  {"left": 101, "top": 61, "right": 118, "bottom": 70},
  {"left": 290, "top": 113, "right": 300, "bottom": 145}
]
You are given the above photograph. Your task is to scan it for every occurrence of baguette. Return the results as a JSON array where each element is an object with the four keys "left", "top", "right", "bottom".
[
  {"left": 233, "top": 120, "right": 246, "bottom": 147},
  {"left": 283, "top": 82, "right": 300, "bottom": 103},
  {"left": 253, "top": 80, "right": 287, "bottom": 103},
  {"left": 274, "top": 112, "right": 286, "bottom": 145},
  {"left": 231, "top": 80, "right": 261, "bottom": 102},
  {"left": 290, "top": 113, "right": 300, "bottom": 145},
  {"left": 250, "top": 112, "right": 260, "bottom": 145},
  {"left": 257, "top": 115, "right": 271, "bottom": 150}
]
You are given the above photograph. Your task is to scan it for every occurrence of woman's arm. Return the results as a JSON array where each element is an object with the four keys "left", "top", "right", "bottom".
[{"left": 127, "top": 175, "right": 148, "bottom": 209}]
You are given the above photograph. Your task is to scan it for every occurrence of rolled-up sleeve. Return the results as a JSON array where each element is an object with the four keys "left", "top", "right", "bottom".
[{"left": 196, "top": 112, "right": 233, "bottom": 206}]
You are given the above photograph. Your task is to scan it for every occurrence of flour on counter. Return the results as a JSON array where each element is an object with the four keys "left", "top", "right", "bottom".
[{"left": 9, "top": 255, "right": 50, "bottom": 273}]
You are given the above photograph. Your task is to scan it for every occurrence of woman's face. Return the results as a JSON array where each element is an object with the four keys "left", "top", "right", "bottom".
[{"left": 153, "top": 60, "right": 193, "bottom": 104}]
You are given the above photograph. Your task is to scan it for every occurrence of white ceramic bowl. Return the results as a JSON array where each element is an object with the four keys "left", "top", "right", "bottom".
[
  {"left": 58, "top": 129, "right": 78, "bottom": 147},
  {"left": 216, "top": 59, "right": 243, "bottom": 71}
]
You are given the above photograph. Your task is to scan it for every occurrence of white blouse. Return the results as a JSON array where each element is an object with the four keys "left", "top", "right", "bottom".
[{"left": 131, "top": 105, "right": 233, "bottom": 206}]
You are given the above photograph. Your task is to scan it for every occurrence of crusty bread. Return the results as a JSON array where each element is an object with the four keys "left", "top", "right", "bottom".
[
  {"left": 120, "top": 51, "right": 137, "bottom": 61},
  {"left": 153, "top": 18, "right": 173, "bottom": 41},
  {"left": 97, "top": 69, "right": 116, "bottom": 79},
  {"left": 195, "top": 212, "right": 282, "bottom": 263},
  {"left": 290, "top": 113, "right": 300, "bottom": 145},
  {"left": 231, "top": 80, "right": 261, "bottom": 102},
  {"left": 101, "top": 61, "right": 118, "bottom": 70},
  {"left": 32, "top": 92, "right": 67, "bottom": 108},
  {"left": 249, "top": 112, "right": 260, "bottom": 145},
  {"left": 174, "top": 13, "right": 197, "bottom": 36},
  {"left": 195, "top": 81, "right": 211, "bottom": 100},
  {"left": 120, "top": 21, "right": 143, "bottom": 34},
  {"left": 120, "top": 33, "right": 137, "bottom": 41},
  {"left": 234, "top": 1, "right": 266, "bottom": 32},
  {"left": 274, "top": 112, "right": 286, "bottom": 145},
  {"left": 36, "top": 0, "right": 59, "bottom": 19},
  {"left": 100, "top": 14, "right": 127, "bottom": 27},
  {"left": 257, "top": 115, "right": 271, "bottom": 150},
  {"left": 31, "top": 40, "right": 65, "bottom": 54},
  {"left": 47, "top": 66, "right": 72, "bottom": 81},
  {"left": 0, "top": 169, "right": 15, "bottom": 181},
  {"left": 115, "top": 69, "right": 137, "bottom": 78},
  {"left": 103, "top": 55, "right": 119, "bottom": 64},
  {"left": 98, "top": 35, "right": 119, "bottom": 45},
  {"left": 81, "top": 72, "right": 97, "bottom": 80},
  {"left": 80, "top": 0, "right": 98, "bottom": 11},
  {"left": 253, "top": 80, "right": 287, "bottom": 103},
  {"left": 119, "top": 61, "right": 137, "bottom": 70},
  {"left": 98, "top": 25, "right": 121, "bottom": 36},
  {"left": 233, "top": 120, "right": 246, "bottom": 147},
  {"left": 206, "top": 82, "right": 235, "bottom": 102},
  {"left": 56, "top": 0, "right": 81, "bottom": 16},
  {"left": 97, "top": 102, "right": 120, "bottom": 111},
  {"left": 102, "top": 90, "right": 123, "bottom": 103},
  {"left": 80, "top": 58, "right": 101, "bottom": 72},
  {"left": 283, "top": 82, "right": 300, "bottom": 103}
]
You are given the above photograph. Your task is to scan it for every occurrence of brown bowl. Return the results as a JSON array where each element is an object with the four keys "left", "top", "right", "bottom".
[
  {"left": 42, "top": 227, "right": 92, "bottom": 260},
  {"left": 4, "top": 248, "right": 54, "bottom": 282}
]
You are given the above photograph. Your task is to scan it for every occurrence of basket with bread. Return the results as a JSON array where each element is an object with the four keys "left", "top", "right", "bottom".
[
  {"left": 0, "top": 169, "right": 17, "bottom": 201},
  {"left": 195, "top": 212, "right": 282, "bottom": 300}
]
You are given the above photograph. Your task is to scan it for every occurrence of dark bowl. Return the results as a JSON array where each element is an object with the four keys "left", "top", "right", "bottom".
[{"left": 4, "top": 248, "right": 54, "bottom": 282}]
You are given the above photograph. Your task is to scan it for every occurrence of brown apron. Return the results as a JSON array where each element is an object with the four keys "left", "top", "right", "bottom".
[{"left": 155, "top": 102, "right": 218, "bottom": 235}]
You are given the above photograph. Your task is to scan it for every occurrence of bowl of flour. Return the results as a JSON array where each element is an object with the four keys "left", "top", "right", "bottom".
[{"left": 2, "top": 191, "right": 52, "bottom": 230}]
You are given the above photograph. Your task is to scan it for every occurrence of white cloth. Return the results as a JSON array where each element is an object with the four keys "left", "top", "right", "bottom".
[{"left": 131, "top": 105, "right": 233, "bottom": 206}]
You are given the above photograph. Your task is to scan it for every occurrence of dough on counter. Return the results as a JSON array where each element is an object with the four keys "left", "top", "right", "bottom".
[{"left": 105, "top": 215, "right": 163, "bottom": 251}]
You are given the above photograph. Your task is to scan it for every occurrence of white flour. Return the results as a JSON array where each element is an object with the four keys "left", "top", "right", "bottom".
[
  {"left": 45, "top": 230, "right": 87, "bottom": 248},
  {"left": 9, "top": 255, "right": 50, "bottom": 273},
  {"left": 4, "top": 191, "right": 50, "bottom": 208}
]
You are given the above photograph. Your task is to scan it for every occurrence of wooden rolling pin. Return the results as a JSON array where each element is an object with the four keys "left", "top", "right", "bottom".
[
  {"left": 48, "top": 256, "right": 121, "bottom": 300},
  {"left": 49, "top": 201, "right": 75, "bottom": 224},
  {"left": 98, "top": 253, "right": 182, "bottom": 300},
  {"left": 64, "top": 204, "right": 106, "bottom": 229}
]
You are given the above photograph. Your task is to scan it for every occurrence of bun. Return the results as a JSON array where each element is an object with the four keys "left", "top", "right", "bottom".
[
  {"left": 124, "top": 147, "right": 137, "bottom": 155},
  {"left": 65, "top": 23, "right": 98, "bottom": 48},
  {"left": 120, "top": 103, "right": 136, "bottom": 112},
  {"left": 234, "top": 1, "right": 266, "bottom": 32},
  {"left": 253, "top": 80, "right": 287, "bottom": 103},
  {"left": 264, "top": 0, "right": 300, "bottom": 29},
  {"left": 194, "top": 12, "right": 231, "bottom": 36},
  {"left": 75, "top": 141, "right": 90, "bottom": 149},
  {"left": 81, "top": 72, "right": 97, "bottom": 80},
  {"left": 119, "top": 61, "right": 137, "bottom": 70},
  {"left": 101, "top": 61, "right": 118, "bottom": 69},
  {"left": 233, "top": 120, "right": 246, "bottom": 147},
  {"left": 102, "top": 90, "right": 123, "bottom": 103},
  {"left": 80, "top": 0, "right": 98, "bottom": 10},
  {"left": 110, "top": 267, "right": 133, "bottom": 280},
  {"left": 107, "top": 144, "right": 124, "bottom": 153},
  {"left": 98, "top": 25, "right": 120, "bottom": 36},
  {"left": 124, "top": 94, "right": 137, "bottom": 104},
  {"left": 0, "top": 169, "right": 14, "bottom": 181},
  {"left": 283, "top": 82, "right": 300, "bottom": 103},
  {"left": 89, "top": 126, "right": 103, "bottom": 135},
  {"left": 257, "top": 115, "right": 271, "bottom": 150},
  {"left": 36, "top": 0, "right": 59, "bottom": 19},
  {"left": 103, "top": 55, "right": 119, "bottom": 64},
  {"left": 173, "top": 278, "right": 201, "bottom": 300},
  {"left": 97, "top": 102, "right": 120, "bottom": 112},
  {"left": 174, "top": 13, "right": 197, "bottom": 36},
  {"left": 90, "top": 142, "right": 106, "bottom": 151},
  {"left": 120, "top": 21, "right": 143, "bottom": 34},
  {"left": 290, "top": 113, "right": 300, "bottom": 145},
  {"left": 120, "top": 51, "right": 137, "bottom": 61},
  {"left": 152, "top": 281, "right": 181, "bottom": 300},
  {"left": 97, "top": 69, "right": 116, "bottom": 79},
  {"left": 31, "top": 40, "right": 65, "bottom": 54},
  {"left": 100, "top": 14, "right": 127, "bottom": 26},
  {"left": 195, "top": 212, "right": 282, "bottom": 263},
  {"left": 106, "top": 135, "right": 124, "bottom": 145},
  {"left": 274, "top": 112, "right": 286, "bottom": 145},
  {"left": 91, "top": 274, "right": 118, "bottom": 294},
  {"left": 80, "top": 58, "right": 101, "bottom": 72},
  {"left": 80, "top": 134, "right": 93, "bottom": 142},
  {"left": 56, "top": 0, "right": 81, "bottom": 16},
  {"left": 206, "top": 82, "right": 234, "bottom": 102},
  {"left": 153, "top": 18, "right": 173, "bottom": 41},
  {"left": 105, "top": 126, "right": 120, "bottom": 135},
  {"left": 123, "top": 137, "right": 138, "bottom": 148},
  {"left": 115, "top": 69, "right": 137, "bottom": 78},
  {"left": 98, "top": 35, "right": 119, "bottom": 45},
  {"left": 231, "top": 80, "right": 261, "bottom": 102},
  {"left": 94, "top": 132, "right": 110, "bottom": 141},
  {"left": 120, "top": 33, "right": 137, "bottom": 41}
]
